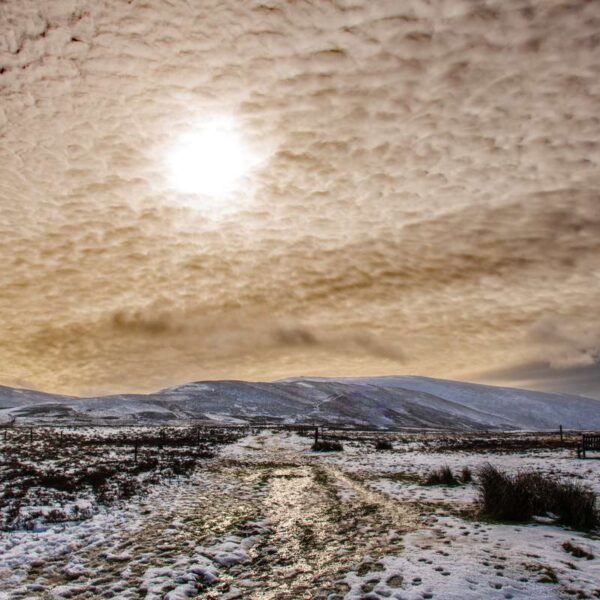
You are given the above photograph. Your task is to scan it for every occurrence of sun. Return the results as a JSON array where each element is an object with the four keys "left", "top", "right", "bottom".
[{"left": 167, "top": 117, "right": 258, "bottom": 200}]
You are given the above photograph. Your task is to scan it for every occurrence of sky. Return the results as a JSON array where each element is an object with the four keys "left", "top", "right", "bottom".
[{"left": 0, "top": 0, "right": 599, "bottom": 397}]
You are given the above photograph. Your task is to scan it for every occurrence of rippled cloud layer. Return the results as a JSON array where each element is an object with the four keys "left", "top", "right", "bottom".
[{"left": 1, "top": 0, "right": 599, "bottom": 394}]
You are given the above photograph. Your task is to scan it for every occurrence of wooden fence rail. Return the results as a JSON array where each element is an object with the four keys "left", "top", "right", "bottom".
[{"left": 578, "top": 434, "right": 600, "bottom": 459}]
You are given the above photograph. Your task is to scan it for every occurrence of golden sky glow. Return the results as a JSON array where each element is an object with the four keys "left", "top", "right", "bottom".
[{"left": 0, "top": 0, "right": 599, "bottom": 395}]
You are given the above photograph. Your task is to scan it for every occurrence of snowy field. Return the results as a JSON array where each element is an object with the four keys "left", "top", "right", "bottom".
[{"left": 1, "top": 428, "right": 599, "bottom": 599}]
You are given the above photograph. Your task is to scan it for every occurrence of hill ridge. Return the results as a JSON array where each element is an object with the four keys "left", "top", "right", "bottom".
[{"left": 1, "top": 376, "right": 598, "bottom": 430}]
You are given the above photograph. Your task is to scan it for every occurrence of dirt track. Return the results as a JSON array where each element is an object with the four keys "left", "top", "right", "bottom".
[{"left": 8, "top": 432, "right": 416, "bottom": 599}]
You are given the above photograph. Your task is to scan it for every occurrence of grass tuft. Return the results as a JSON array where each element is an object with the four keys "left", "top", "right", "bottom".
[
  {"left": 460, "top": 466, "right": 473, "bottom": 483},
  {"left": 478, "top": 464, "right": 598, "bottom": 530},
  {"left": 562, "top": 540, "right": 594, "bottom": 560},
  {"left": 424, "top": 465, "right": 459, "bottom": 486}
]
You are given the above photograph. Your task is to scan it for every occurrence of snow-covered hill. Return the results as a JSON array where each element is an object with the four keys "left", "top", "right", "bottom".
[{"left": 0, "top": 376, "right": 599, "bottom": 430}]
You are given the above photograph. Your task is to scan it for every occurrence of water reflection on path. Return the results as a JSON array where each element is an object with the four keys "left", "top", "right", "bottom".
[
  {"left": 4, "top": 433, "right": 418, "bottom": 599},
  {"left": 209, "top": 434, "right": 418, "bottom": 598}
]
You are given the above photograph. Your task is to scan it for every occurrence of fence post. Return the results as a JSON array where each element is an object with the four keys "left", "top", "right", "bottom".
[
  {"left": 314, "top": 426, "right": 319, "bottom": 445},
  {"left": 559, "top": 424, "right": 563, "bottom": 444}
]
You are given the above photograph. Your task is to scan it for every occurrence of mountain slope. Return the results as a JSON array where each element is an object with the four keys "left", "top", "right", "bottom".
[{"left": 0, "top": 376, "right": 598, "bottom": 430}]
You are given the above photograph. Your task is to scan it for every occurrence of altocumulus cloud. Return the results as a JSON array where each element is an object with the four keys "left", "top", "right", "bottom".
[{"left": 0, "top": 0, "right": 599, "bottom": 394}]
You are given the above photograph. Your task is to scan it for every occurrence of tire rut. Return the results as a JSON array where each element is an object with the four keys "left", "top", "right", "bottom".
[{"left": 208, "top": 458, "right": 418, "bottom": 599}]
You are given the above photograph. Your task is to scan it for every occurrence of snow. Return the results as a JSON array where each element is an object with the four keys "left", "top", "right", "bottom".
[
  {"left": 0, "top": 466, "right": 270, "bottom": 599},
  {"left": 341, "top": 516, "right": 600, "bottom": 599},
  {"left": 304, "top": 438, "right": 600, "bottom": 599},
  {"left": 2, "top": 429, "right": 600, "bottom": 598},
  {"left": 2, "top": 376, "right": 600, "bottom": 430},
  {"left": 321, "top": 444, "right": 600, "bottom": 498}
]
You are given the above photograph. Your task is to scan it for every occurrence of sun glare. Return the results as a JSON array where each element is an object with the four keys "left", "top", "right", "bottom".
[{"left": 167, "top": 117, "right": 257, "bottom": 200}]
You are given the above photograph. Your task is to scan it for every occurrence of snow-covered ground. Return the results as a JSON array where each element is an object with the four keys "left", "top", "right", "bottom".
[
  {"left": 1, "top": 429, "right": 600, "bottom": 599},
  {"left": 314, "top": 437, "right": 600, "bottom": 599}
]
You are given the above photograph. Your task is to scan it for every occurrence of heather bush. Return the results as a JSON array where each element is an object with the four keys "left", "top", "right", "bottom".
[
  {"left": 375, "top": 439, "right": 393, "bottom": 451},
  {"left": 311, "top": 439, "right": 343, "bottom": 452}
]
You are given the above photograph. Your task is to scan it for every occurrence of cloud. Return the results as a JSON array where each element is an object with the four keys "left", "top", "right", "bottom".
[
  {"left": 466, "top": 314, "right": 600, "bottom": 398},
  {"left": 111, "top": 304, "right": 406, "bottom": 363},
  {"left": 469, "top": 362, "right": 600, "bottom": 401},
  {"left": 0, "top": 0, "right": 598, "bottom": 394},
  {"left": 527, "top": 316, "right": 600, "bottom": 369}
]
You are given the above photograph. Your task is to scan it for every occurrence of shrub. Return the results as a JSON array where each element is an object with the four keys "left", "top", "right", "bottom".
[
  {"left": 478, "top": 464, "right": 598, "bottom": 530},
  {"left": 132, "top": 458, "right": 159, "bottom": 474},
  {"left": 36, "top": 472, "right": 77, "bottom": 492},
  {"left": 167, "top": 457, "right": 197, "bottom": 475},
  {"left": 424, "top": 465, "right": 459, "bottom": 486},
  {"left": 45, "top": 508, "right": 71, "bottom": 523},
  {"left": 0, "top": 425, "right": 237, "bottom": 530},
  {"left": 375, "top": 439, "right": 393, "bottom": 451},
  {"left": 311, "top": 440, "right": 343, "bottom": 452},
  {"left": 79, "top": 466, "right": 115, "bottom": 490},
  {"left": 460, "top": 466, "right": 473, "bottom": 483},
  {"left": 118, "top": 478, "right": 140, "bottom": 500}
]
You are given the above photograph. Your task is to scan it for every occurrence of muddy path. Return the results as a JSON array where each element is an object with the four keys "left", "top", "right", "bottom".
[
  {"left": 5, "top": 433, "right": 418, "bottom": 599},
  {"left": 206, "top": 460, "right": 416, "bottom": 599}
]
